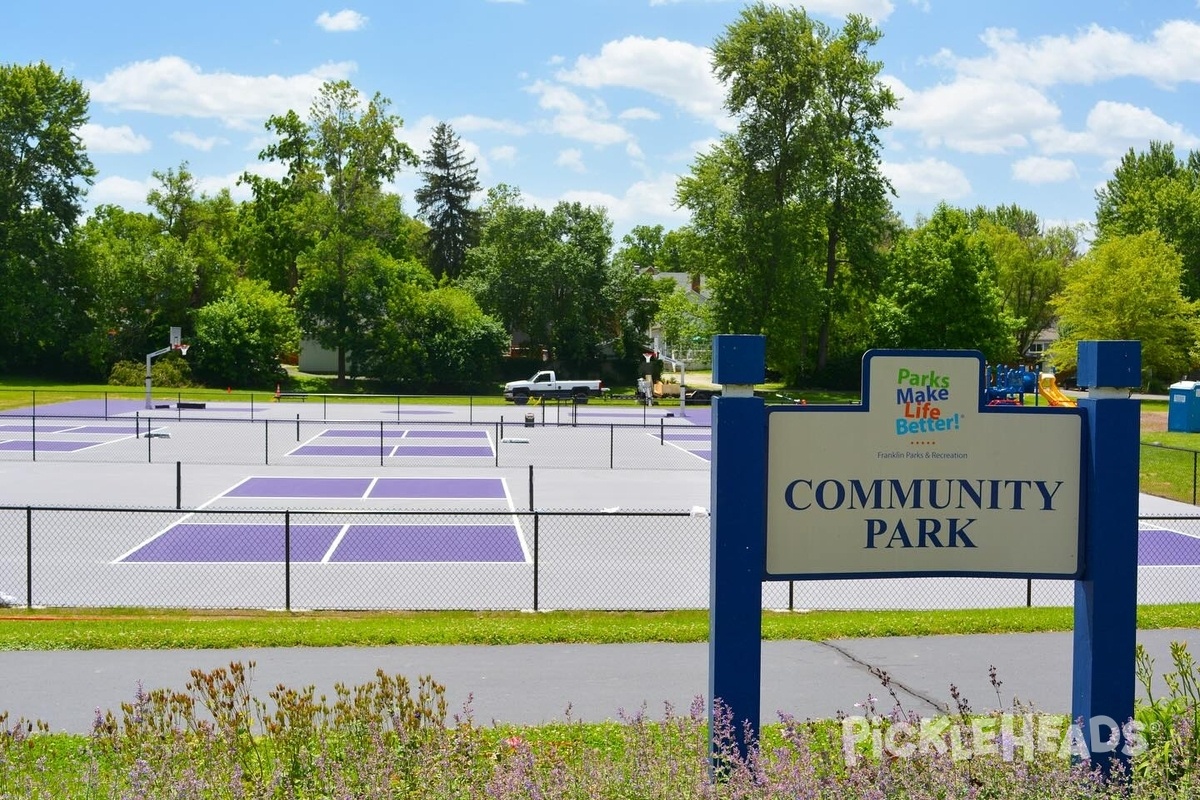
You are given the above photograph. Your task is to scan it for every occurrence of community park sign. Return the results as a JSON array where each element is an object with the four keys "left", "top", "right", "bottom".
[
  {"left": 765, "top": 350, "right": 1082, "bottom": 579},
  {"left": 707, "top": 336, "right": 1141, "bottom": 775}
]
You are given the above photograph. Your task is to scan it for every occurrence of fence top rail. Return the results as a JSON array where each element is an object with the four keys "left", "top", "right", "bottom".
[
  {"left": 1141, "top": 441, "right": 1200, "bottom": 455},
  {"left": 0, "top": 411, "right": 712, "bottom": 429},
  {"left": 0, "top": 505, "right": 704, "bottom": 517}
]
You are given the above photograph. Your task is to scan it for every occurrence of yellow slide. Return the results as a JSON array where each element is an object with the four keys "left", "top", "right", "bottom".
[{"left": 1038, "top": 372, "right": 1077, "bottom": 407}]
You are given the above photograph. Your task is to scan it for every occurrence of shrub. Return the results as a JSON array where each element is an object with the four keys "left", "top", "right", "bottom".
[{"left": 107, "top": 355, "right": 194, "bottom": 388}]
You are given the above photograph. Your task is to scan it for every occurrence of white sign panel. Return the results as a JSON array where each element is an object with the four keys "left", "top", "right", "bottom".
[{"left": 765, "top": 351, "right": 1083, "bottom": 578}]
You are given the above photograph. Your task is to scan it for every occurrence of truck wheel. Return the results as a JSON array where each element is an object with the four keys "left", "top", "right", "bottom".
[
  {"left": 572, "top": 390, "right": 590, "bottom": 404},
  {"left": 513, "top": 393, "right": 529, "bottom": 405}
]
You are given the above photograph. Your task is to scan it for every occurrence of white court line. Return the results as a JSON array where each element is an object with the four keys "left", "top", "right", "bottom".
[
  {"left": 321, "top": 524, "right": 353, "bottom": 563},
  {"left": 364, "top": 477, "right": 380, "bottom": 498},
  {"left": 113, "top": 478, "right": 236, "bottom": 563},
  {"left": 645, "top": 430, "right": 711, "bottom": 462},
  {"left": 500, "top": 478, "right": 532, "bottom": 562},
  {"left": 1139, "top": 521, "right": 1200, "bottom": 539}
]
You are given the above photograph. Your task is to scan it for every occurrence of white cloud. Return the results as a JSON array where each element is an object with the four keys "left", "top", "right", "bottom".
[
  {"left": 490, "top": 145, "right": 518, "bottom": 163},
  {"left": 90, "top": 175, "right": 153, "bottom": 206},
  {"left": 195, "top": 161, "right": 289, "bottom": 202},
  {"left": 315, "top": 9, "right": 367, "bottom": 32},
  {"left": 881, "top": 158, "right": 972, "bottom": 199},
  {"left": 1033, "top": 101, "right": 1200, "bottom": 157},
  {"left": 526, "top": 81, "right": 632, "bottom": 146},
  {"left": 448, "top": 114, "right": 528, "bottom": 136},
  {"left": 556, "top": 36, "right": 726, "bottom": 127},
  {"left": 556, "top": 149, "right": 586, "bottom": 172},
  {"left": 619, "top": 107, "right": 661, "bottom": 122},
  {"left": 942, "top": 21, "right": 1200, "bottom": 88},
  {"left": 80, "top": 123, "right": 151, "bottom": 154},
  {"left": 1011, "top": 157, "right": 1078, "bottom": 185},
  {"left": 87, "top": 56, "right": 356, "bottom": 129},
  {"left": 169, "top": 131, "right": 229, "bottom": 152},
  {"left": 557, "top": 173, "right": 688, "bottom": 226},
  {"left": 886, "top": 75, "right": 1059, "bottom": 154}
]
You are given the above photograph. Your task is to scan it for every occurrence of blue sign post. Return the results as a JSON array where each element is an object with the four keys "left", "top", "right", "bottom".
[
  {"left": 1073, "top": 340, "right": 1141, "bottom": 769},
  {"left": 708, "top": 334, "right": 766, "bottom": 760},
  {"left": 709, "top": 336, "right": 1140, "bottom": 774}
]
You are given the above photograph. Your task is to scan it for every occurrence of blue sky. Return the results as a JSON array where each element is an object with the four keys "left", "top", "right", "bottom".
[{"left": 5, "top": 0, "right": 1200, "bottom": 243}]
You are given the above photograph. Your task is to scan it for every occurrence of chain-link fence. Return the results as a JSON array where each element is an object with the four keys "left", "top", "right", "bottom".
[
  {"left": 1141, "top": 442, "right": 1200, "bottom": 505},
  {"left": 0, "top": 505, "right": 1195, "bottom": 611},
  {"left": 0, "top": 414, "right": 710, "bottom": 471}
]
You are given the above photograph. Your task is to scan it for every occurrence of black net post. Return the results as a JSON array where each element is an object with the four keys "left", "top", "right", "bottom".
[
  {"left": 25, "top": 507, "right": 32, "bottom": 609},
  {"left": 284, "top": 510, "right": 291, "bottom": 612}
]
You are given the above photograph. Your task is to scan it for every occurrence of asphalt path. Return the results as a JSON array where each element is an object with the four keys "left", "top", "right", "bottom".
[{"left": 4, "top": 628, "right": 1200, "bottom": 734}]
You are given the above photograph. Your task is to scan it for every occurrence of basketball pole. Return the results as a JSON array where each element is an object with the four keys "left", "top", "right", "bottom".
[{"left": 145, "top": 327, "right": 188, "bottom": 410}]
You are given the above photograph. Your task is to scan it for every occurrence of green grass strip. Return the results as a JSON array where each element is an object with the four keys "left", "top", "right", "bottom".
[{"left": 0, "top": 605, "right": 1197, "bottom": 650}]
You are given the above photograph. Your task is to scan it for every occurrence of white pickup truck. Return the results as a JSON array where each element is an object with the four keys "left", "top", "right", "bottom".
[{"left": 503, "top": 370, "right": 604, "bottom": 404}]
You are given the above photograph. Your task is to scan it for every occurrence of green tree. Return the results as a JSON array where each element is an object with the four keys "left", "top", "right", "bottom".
[
  {"left": 77, "top": 206, "right": 199, "bottom": 374},
  {"left": 192, "top": 279, "right": 300, "bottom": 387},
  {"left": 968, "top": 205, "right": 1078, "bottom": 360},
  {"left": 680, "top": 4, "right": 896, "bottom": 381},
  {"left": 260, "top": 80, "right": 419, "bottom": 383},
  {"left": 147, "top": 163, "right": 238, "bottom": 310},
  {"left": 0, "top": 62, "right": 95, "bottom": 373},
  {"left": 463, "top": 188, "right": 618, "bottom": 371},
  {"left": 1049, "top": 232, "right": 1199, "bottom": 386},
  {"left": 362, "top": 286, "right": 507, "bottom": 390},
  {"left": 1094, "top": 141, "right": 1200, "bottom": 299},
  {"left": 294, "top": 239, "right": 434, "bottom": 380},
  {"left": 871, "top": 205, "right": 1015, "bottom": 361},
  {"left": 415, "top": 122, "right": 481, "bottom": 280}
]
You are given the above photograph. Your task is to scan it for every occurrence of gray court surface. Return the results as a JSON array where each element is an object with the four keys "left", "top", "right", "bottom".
[
  {"left": 2, "top": 396, "right": 1200, "bottom": 610},
  {"left": 3, "top": 628, "right": 1198, "bottom": 735}
]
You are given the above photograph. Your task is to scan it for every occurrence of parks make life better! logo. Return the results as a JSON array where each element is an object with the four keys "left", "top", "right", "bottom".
[{"left": 894, "top": 366, "right": 961, "bottom": 438}]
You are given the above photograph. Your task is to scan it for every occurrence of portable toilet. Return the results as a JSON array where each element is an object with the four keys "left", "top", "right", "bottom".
[{"left": 1168, "top": 381, "right": 1200, "bottom": 432}]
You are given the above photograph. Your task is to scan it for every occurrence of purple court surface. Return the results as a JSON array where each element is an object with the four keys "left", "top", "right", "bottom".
[
  {"left": 119, "top": 522, "right": 524, "bottom": 563},
  {"left": 289, "top": 444, "right": 493, "bottom": 457},
  {"left": 1138, "top": 528, "right": 1200, "bottom": 566},
  {"left": 225, "top": 476, "right": 507, "bottom": 499},
  {"left": 118, "top": 474, "right": 521, "bottom": 563}
]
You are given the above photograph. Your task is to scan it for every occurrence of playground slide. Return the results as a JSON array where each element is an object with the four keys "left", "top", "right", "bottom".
[{"left": 1038, "top": 372, "right": 1078, "bottom": 407}]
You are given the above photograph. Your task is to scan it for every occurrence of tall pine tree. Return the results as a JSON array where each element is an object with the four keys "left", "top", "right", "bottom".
[{"left": 415, "top": 122, "right": 481, "bottom": 280}]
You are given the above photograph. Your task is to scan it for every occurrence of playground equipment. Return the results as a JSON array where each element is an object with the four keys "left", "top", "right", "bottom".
[
  {"left": 983, "top": 364, "right": 1038, "bottom": 405},
  {"left": 982, "top": 363, "right": 1077, "bottom": 408},
  {"left": 1038, "top": 372, "right": 1078, "bottom": 408}
]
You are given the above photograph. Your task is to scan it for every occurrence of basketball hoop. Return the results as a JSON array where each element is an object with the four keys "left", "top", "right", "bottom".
[
  {"left": 174, "top": 343, "right": 189, "bottom": 356},
  {"left": 643, "top": 351, "right": 657, "bottom": 363}
]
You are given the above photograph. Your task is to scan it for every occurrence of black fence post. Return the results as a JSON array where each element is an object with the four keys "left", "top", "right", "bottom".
[
  {"left": 30, "top": 415, "right": 35, "bottom": 463},
  {"left": 285, "top": 510, "right": 291, "bottom": 612},
  {"left": 610, "top": 424, "right": 615, "bottom": 469},
  {"left": 1026, "top": 579, "right": 1033, "bottom": 608},
  {"left": 296, "top": 414, "right": 300, "bottom": 442},
  {"left": 533, "top": 512, "right": 540, "bottom": 612},
  {"left": 660, "top": 417, "right": 665, "bottom": 445},
  {"left": 104, "top": 391, "right": 108, "bottom": 419},
  {"left": 264, "top": 418, "right": 270, "bottom": 466},
  {"left": 380, "top": 420, "right": 385, "bottom": 467},
  {"left": 529, "top": 464, "right": 534, "bottom": 511},
  {"left": 147, "top": 414, "right": 153, "bottom": 463},
  {"left": 25, "top": 507, "right": 32, "bottom": 609},
  {"left": 788, "top": 580, "right": 794, "bottom": 611},
  {"left": 176, "top": 461, "right": 182, "bottom": 510},
  {"left": 1193, "top": 451, "right": 1197, "bottom": 506}
]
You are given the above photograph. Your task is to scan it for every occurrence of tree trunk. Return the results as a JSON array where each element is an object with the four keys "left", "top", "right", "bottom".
[{"left": 816, "top": 223, "right": 840, "bottom": 373}]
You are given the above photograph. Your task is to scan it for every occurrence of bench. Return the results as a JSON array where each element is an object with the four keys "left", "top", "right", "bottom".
[
  {"left": 275, "top": 392, "right": 308, "bottom": 402},
  {"left": 176, "top": 401, "right": 206, "bottom": 410}
]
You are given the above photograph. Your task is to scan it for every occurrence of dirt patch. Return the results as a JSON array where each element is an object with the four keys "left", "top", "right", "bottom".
[{"left": 1142, "top": 410, "right": 1168, "bottom": 433}]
